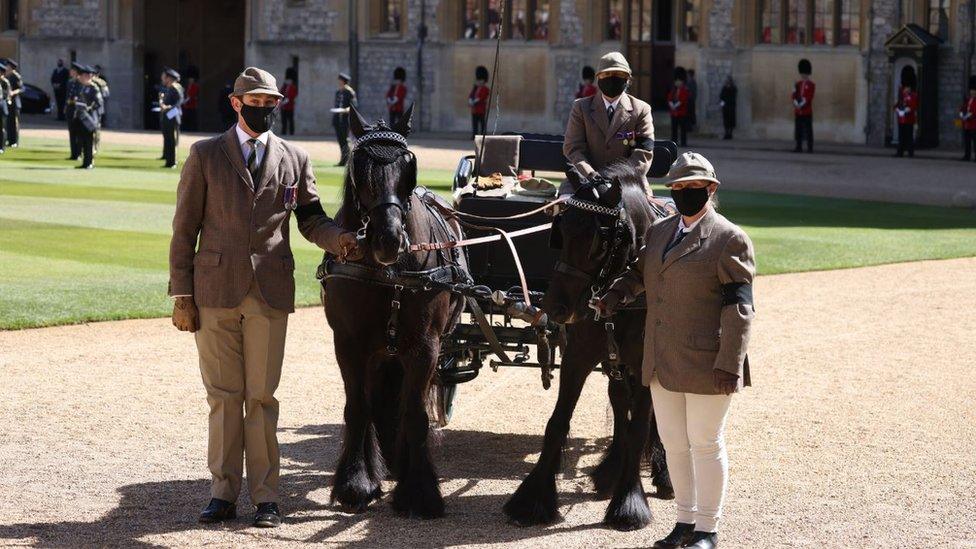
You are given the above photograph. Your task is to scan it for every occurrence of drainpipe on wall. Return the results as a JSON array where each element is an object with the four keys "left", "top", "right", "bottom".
[
  {"left": 349, "top": 0, "right": 359, "bottom": 89},
  {"left": 416, "top": 0, "right": 428, "bottom": 132},
  {"left": 864, "top": 2, "right": 875, "bottom": 142}
]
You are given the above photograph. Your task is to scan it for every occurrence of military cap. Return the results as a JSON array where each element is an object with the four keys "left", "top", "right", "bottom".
[
  {"left": 663, "top": 151, "right": 721, "bottom": 187},
  {"left": 393, "top": 66, "right": 406, "bottom": 80},
  {"left": 798, "top": 58, "right": 812, "bottom": 75},
  {"left": 2, "top": 58, "right": 17, "bottom": 69},
  {"left": 596, "top": 52, "right": 631, "bottom": 76},
  {"left": 581, "top": 65, "right": 595, "bottom": 80},
  {"left": 338, "top": 71, "right": 351, "bottom": 83},
  {"left": 0, "top": 60, "right": 6, "bottom": 70},
  {"left": 78, "top": 65, "right": 96, "bottom": 75},
  {"left": 71, "top": 61, "right": 84, "bottom": 71},
  {"left": 162, "top": 67, "right": 181, "bottom": 80},
  {"left": 475, "top": 65, "right": 489, "bottom": 81},
  {"left": 230, "top": 66, "right": 283, "bottom": 98}
]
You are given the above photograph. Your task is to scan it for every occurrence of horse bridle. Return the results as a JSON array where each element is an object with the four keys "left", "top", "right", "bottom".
[
  {"left": 347, "top": 129, "right": 417, "bottom": 252},
  {"left": 550, "top": 194, "right": 634, "bottom": 302}
]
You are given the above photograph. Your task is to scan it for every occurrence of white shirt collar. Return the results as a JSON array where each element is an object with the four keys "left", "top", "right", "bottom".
[
  {"left": 677, "top": 214, "right": 704, "bottom": 234},
  {"left": 235, "top": 123, "right": 270, "bottom": 149},
  {"left": 602, "top": 94, "right": 622, "bottom": 111}
]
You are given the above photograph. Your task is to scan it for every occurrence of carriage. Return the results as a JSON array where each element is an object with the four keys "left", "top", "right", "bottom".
[{"left": 433, "top": 133, "right": 678, "bottom": 420}]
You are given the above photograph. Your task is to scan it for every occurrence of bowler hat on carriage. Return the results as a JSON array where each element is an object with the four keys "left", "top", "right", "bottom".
[
  {"left": 475, "top": 65, "right": 489, "bottom": 81},
  {"left": 663, "top": 151, "right": 721, "bottom": 187},
  {"left": 393, "top": 66, "right": 407, "bottom": 81},
  {"left": 230, "top": 66, "right": 283, "bottom": 98},
  {"left": 581, "top": 65, "right": 595, "bottom": 81},
  {"left": 798, "top": 58, "right": 812, "bottom": 75},
  {"left": 162, "top": 67, "right": 181, "bottom": 81},
  {"left": 596, "top": 52, "right": 631, "bottom": 76}
]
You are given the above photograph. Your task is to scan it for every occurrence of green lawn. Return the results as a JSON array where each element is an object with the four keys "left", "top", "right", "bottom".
[{"left": 1, "top": 136, "right": 975, "bottom": 330}]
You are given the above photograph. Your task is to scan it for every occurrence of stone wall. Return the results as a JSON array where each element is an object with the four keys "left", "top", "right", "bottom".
[{"left": 259, "top": 0, "right": 341, "bottom": 42}]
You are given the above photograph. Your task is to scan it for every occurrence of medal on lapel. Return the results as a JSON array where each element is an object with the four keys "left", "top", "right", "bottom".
[
  {"left": 614, "top": 130, "right": 636, "bottom": 147},
  {"left": 283, "top": 183, "right": 298, "bottom": 211}
]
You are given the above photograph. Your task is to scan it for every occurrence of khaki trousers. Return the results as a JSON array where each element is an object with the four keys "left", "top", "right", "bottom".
[
  {"left": 649, "top": 375, "right": 733, "bottom": 533},
  {"left": 195, "top": 280, "right": 288, "bottom": 504}
]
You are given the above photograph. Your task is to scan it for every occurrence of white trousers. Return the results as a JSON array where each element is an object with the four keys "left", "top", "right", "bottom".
[{"left": 649, "top": 375, "right": 733, "bottom": 533}]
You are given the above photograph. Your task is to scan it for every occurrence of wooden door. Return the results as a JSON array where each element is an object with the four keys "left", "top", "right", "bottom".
[{"left": 626, "top": 0, "right": 675, "bottom": 110}]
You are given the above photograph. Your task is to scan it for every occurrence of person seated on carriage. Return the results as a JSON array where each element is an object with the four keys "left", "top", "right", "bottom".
[
  {"left": 562, "top": 51, "right": 655, "bottom": 197},
  {"left": 592, "top": 151, "right": 755, "bottom": 549}
]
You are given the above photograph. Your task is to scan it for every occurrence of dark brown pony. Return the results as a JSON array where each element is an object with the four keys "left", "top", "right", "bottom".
[
  {"left": 504, "top": 162, "right": 671, "bottom": 530},
  {"left": 322, "top": 106, "right": 466, "bottom": 518}
]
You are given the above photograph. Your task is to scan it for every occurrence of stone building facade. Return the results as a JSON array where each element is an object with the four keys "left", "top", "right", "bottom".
[{"left": 1, "top": 0, "right": 973, "bottom": 147}]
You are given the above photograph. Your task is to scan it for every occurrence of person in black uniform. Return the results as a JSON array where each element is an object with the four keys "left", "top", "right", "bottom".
[
  {"left": 51, "top": 59, "right": 70, "bottom": 121},
  {"left": 332, "top": 71, "right": 357, "bottom": 167},
  {"left": 159, "top": 67, "right": 184, "bottom": 168},
  {"left": 66, "top": 62, "right": 83, "bottom": 160},
  {"left": 0, "top": 61, "right": 9, "bottom": 154},
  {"left": 3, "top": 59, "right": 23, "bottom": 148},
  {"left": 720, "top": 76, "right": 737, "bottom": 140},
  {"left": 72, "top": 65, "right": 103, "bottom": 170}
]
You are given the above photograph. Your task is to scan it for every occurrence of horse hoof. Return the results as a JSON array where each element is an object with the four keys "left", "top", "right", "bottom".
[
  {"left": 603, "top": 485, "right": 652, "bottom": 531},
  {"left": 503, "top": 474, "right": 560, "bottom": 526},
  {"left": 391, "top": 476, "right": 445, "bottom": 519}
]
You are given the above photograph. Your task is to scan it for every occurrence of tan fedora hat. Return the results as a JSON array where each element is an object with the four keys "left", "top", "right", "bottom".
[
  {"left": 596, "top": 52, "right": 632, "bottom": 76},
  {"left": 663, "top": 151, "right": 721, "bottom": 186},
  {"left": 229, "top": 66, "right": 283, "bottom": 98}
]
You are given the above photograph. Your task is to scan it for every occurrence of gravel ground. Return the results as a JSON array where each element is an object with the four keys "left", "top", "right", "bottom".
[{"left": 1, "top": 258, "right": 974, "bottom": 548}]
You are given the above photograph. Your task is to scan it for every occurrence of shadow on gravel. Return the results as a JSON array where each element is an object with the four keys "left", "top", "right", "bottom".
[{"left": 0, "top": 423, "right": 619, "bottom": 547}]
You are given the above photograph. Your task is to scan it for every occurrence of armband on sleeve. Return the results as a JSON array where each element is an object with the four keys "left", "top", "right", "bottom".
[{"left": 721, "top": 282, "right": 754, "bottom": 309}]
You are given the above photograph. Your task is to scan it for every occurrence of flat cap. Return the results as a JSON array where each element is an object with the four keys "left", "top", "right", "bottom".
[
  {"left": 230, "top": 66, "right": 283, "bottom": 97},
  {"left": 163, "top": 67, "right": 181, "bottom": 80},
  {"left": 596, "top": 52, "right": 631, "bottom": 76},
  {"left": 663, "top": 151, "right": 721, "bottom": 187}
]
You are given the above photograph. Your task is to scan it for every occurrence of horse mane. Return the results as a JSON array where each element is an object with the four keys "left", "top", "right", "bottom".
[{"left": 600, "top": 161, "right": 656, "bottom": 249}]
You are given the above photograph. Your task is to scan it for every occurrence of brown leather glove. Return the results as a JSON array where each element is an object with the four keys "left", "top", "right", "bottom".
[
  {"left": 713, "top": 369, "right": 739, "bottom": 395},
  {"left": 337, "top": 231, "right": 364, "bottom": 262},
  {"left": 172, "top": 296, "right": 199, "bottom": 332}
]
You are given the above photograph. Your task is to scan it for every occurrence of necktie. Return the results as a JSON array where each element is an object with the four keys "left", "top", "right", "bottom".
[
  {"left": 607, "top": 104, "right": 615, "bottom": 122},
  {"left": 246, "top": 138, "right": 260, "bottom": 184},
  {"left": 663, "top": 230, "right": 688, "bottom": 259}
]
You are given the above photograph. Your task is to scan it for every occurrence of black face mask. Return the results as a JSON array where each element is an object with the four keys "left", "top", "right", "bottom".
[
  {"left": 670, "top": 186, "right": 710, "bottom": 216},
  {"left": 598, "top": 76, "right": 628, "bottom": 98},
  {"left": 240, "top": 104, "right": 278, "bottom": 134}
]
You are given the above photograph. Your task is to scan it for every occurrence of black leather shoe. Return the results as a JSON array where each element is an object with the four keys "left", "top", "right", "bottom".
[
  {"left": 199, "top": 498, "right": 236, "bottom": 523},
  {"left": 254, "top": 502, "right": 282, "bottom": 528},
  {"left": 653, "top": 522, "right": 696, "bottom": 548},
  {"left": 682, "top": 531, "right": 719, "bottom": 548}
]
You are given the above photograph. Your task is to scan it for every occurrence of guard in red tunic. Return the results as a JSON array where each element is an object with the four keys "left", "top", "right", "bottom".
[
  {"left": 668, "top": 67, "right": 690, "bottom": 147},
  {"left": 576, "top": 65, "right": 597, "bottom": 99},
  {"left": 279, "top": 67, "right": 298, "bottom": 135},
  {"left": 893, "top": 76, "right": 918, "bottom": 158},
  {"left": 469, "top": 65, "right": 490, "bottom": 139},
  {"left": 792, "top": 59, "right": 815, "bottom": 153},
  {"left": 386, "top": 66, "right": 408, "bottom": 126},
  {"left": 960, "top": 77, "right": 976, "bottom": 162}
]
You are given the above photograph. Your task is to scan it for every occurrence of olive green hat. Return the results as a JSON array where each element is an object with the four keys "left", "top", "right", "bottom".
[
  {"left": 596, "top": 52, "right": 632, "bottom": 76},
  {"left": 663, "top": 151, "right": 721, "bottom": 186},
  {"left": 230, "top": 66, "right": 283, "bottom": 98}
]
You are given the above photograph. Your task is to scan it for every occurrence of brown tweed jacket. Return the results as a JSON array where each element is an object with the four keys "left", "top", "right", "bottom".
[
  {"left": 608, "top": 208, "right": 756, "bottom": 395},
  {"left": 561, "top": 92, "right": 655, "bottom": 194},
  {"left": 168, "top": 127, "right": 344, "bottom": 312}
]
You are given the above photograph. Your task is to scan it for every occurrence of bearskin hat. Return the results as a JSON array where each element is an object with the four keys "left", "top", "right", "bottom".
[
  {"left": 393, "top": 66, "right": 406, "bottom": 81},
  {"left": 673, "top": 66, "right": 688, "bottom": 82},
  {"left": 798, "top": 58, "right": 812, "bottom": 75},
  {"left": 899, "top": 66, "right": 917, "bottom": 90},
  {"left": 582, "top": 65, "right": 595, "bottom": 80},
  {"left": 475, "top": 65, "right": 489, "bottom": 81}
]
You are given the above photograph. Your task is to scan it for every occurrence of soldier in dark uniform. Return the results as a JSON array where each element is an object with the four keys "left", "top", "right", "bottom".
[
  {"left": 66, "top": 62, "right": 83, "bottom": 160},
  {"left": 332, "top": 71, "right": 357, "bottom": 166},
  {"left": 51, "top": 59, "right": 70, "bottom": 121},
  {"left": 92, "top": 66, "right": 110, "bottom": 155},
  {"left": 0, "top": 60, "right": 9, "bottom": 154},
  {"left": 159, "top": 67, "right": 184, "bottom": 168},
  {"left": 71, "top": 65, "right": 103, "bottom": 170},
  {"left": 3, "top": 59, "right": 23, "bottom": 148}
]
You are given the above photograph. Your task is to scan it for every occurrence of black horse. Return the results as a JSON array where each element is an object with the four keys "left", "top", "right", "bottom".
[
  {"left": 504, "top": 162, "right": 672, "bottom": 530},
  {"left": 322, "top": 106, "right": 468, "bottom": 519}
]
